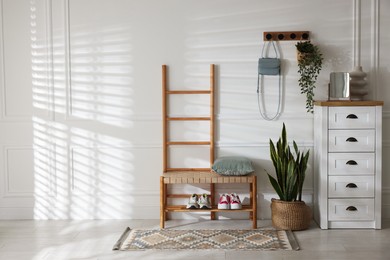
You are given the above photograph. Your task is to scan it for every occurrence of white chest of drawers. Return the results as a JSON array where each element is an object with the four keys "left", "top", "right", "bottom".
[{"left": 314, "top": 101, "right": 383, "bottom": 229}]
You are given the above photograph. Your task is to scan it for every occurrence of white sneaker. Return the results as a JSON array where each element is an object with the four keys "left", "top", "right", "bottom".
[
  {"left": 229, "top": 193, "right": 242, "bottom": 209},
  {"left": 198, "top": 194, "right": 212, "bottom": 209},
  {"left": 186, "top": 194, "right": 199, "bottom": 209}
]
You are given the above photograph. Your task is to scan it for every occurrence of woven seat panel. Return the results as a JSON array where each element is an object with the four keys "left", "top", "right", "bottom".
[{"left": 162, "top": 171, "right": 254, "bottom": 184}]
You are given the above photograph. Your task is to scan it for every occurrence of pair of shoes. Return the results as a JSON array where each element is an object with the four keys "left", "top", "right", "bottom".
[
  {"left": 218, "top": 193, "right": 242, "bottom": 209},
  {"left": 186, "top": 194, "right": 212, "bottom": 209}
]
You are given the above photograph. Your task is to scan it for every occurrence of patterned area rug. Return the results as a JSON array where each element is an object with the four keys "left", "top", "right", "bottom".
[{"left": 113, "top": 227, "right": 299, "bottom": 251}]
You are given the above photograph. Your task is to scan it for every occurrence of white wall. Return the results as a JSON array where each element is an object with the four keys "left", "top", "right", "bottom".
[{"left": 0, "top": 0, "right": 389, "bottom": 220}]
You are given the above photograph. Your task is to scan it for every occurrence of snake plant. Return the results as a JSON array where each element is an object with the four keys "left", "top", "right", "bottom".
[{"left": 268, "top": 123, "right": 310, "bottom": 201}]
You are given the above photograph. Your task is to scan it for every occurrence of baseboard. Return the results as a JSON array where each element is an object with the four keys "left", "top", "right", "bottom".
[{"left": 0, "top": 207, "right": 34, "bottom": 219}]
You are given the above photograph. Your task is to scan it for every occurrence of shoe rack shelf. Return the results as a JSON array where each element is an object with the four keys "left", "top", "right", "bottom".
[
  {"left": 160, "top": 64, "right": 257, "bottom": 229},
  {"left": 160, "top": 172, "right": 257, "bottom": 228},
  {"left": 165, "top": 205, "right": 255, "bottom": 212}
]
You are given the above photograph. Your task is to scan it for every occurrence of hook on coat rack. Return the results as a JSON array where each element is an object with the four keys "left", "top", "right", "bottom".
[{"left": 263, "top": 31, "right": 310, "bottom": 41}]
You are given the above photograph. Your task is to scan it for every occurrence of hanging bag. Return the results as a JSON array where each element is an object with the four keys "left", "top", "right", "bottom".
[
  {"left": 257, "top": 41, "right": 282, "bottom": 120},
  {"left": 258, "top": 58, "right": 280, "bottom": 76}
]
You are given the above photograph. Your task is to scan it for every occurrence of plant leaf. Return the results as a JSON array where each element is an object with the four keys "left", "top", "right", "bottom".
[{"left": 267, "top": 173, "right": 284, "bottom": 200}]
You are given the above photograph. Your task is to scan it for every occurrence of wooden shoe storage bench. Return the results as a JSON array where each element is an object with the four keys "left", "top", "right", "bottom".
[{"left": 160, "top": 64, "right": 257, "bottom": 229}]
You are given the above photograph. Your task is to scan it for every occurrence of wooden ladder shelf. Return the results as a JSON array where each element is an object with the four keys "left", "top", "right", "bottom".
[{"left": 160, "top": 64, "right": 257, "bottom": 229}]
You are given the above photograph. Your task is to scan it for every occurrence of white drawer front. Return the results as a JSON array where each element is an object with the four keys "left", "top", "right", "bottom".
[
  {"left": 328, "top": 176, "right": 374, "bottom": 198},
  {"left": 328, "top": 153, "right": 375, "bottom": 176},
  {"left": 329, "top": 107, "right": 376, "bottom": 129},
  {"left": 328, "top": 199, "right": 375, "bottom": 221},
  {"left": 328, "top": 130, "right": 375, "bottom": 152}
]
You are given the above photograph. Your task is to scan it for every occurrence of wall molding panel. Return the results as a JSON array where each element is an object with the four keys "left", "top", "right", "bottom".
[
  {"left": 3, "top": 146, "right": 35, "bottom": 197},
  {"left": 0, "top": 0, "right": 53, "bottom": 120},
  {"left": 64, "top": 0, "right": 72, "bottom": 119},
  {"left": 370, "top": 0, "right": 380, "bottom": 100},
  {"left": 0, "top": 0, "right": 6, "bottom": 121},
  {"left": 2, "top": 145, "right": 56, "bottom": 198}
]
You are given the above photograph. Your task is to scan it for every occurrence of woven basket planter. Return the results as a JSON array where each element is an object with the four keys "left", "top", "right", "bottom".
[{"left": 271, "top": 198, "right": 312, "bottom": 231}]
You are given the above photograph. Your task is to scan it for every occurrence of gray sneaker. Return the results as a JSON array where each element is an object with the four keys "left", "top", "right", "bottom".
[
  {"left": 186, "top": 194, "right": 199, "bottom": 209},
  {"left": 198, "top": 194, "right": 212, "bottom": 209}
]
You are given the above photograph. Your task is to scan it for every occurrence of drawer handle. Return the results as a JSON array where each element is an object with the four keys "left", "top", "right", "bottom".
[
  {"left": 346, "top": 114, "right": 358, "bottom": 119},
  {"left": 346, "top": 160, "right": 358, "bottom": 165},
  {"left": 346, "top": 183, "right": 358, "bottom": 188},
  {"left": 346, "top": 137, "right": 358, "bottom": 142},
  {"left": 346, "top": 206, "right": 358, "bottom": 211}
]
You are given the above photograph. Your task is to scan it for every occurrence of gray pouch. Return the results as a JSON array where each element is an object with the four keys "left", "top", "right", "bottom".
[{"left": 258, "top": 58, "right": 280, "bottom": 75}]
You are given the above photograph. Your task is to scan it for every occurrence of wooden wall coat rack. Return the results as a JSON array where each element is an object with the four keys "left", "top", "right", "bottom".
[{"left": 263, "top": 31, "right": 310, "bottom": 41}]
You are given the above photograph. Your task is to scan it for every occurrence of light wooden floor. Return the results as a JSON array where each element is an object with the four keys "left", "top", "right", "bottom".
[{"left": 0, "top": 219, "right": 389, "bottom": 260}]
